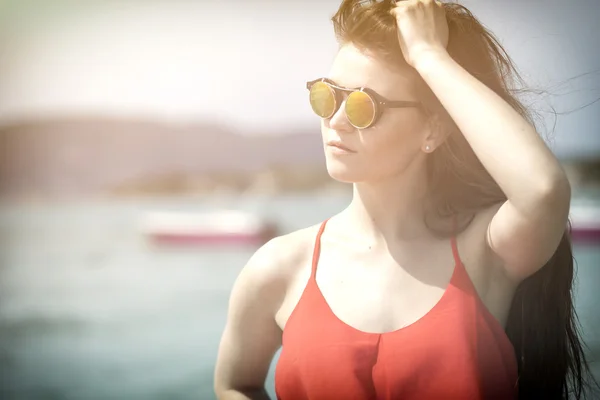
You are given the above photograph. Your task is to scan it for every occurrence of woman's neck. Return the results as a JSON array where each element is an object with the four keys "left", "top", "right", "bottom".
[{"left": 343, "top": 163, "right": 432, "bottom": 244}]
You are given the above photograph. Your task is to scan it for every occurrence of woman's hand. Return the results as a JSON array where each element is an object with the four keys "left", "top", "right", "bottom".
[{"left": 390, "top": 0, "right": 449, "bottom": 68}]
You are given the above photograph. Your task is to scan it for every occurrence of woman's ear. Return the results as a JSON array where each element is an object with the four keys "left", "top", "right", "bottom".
[{"left": 425, "top": 107, "right": 456, "bottom": 148}]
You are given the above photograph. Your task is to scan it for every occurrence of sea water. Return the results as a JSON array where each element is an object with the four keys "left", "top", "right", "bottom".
[{"left": 0, "top": 193, "right": 597, "bottom": 399}]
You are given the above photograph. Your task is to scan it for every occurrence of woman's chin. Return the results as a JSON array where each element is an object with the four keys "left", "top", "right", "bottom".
[{"left": 325, "top": 163, "right": 364, "bottom": 183}]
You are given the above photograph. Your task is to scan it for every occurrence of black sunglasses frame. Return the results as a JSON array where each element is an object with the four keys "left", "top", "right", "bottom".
[{"left": 306, "top": 78, "right": 422, "bottom": 128}]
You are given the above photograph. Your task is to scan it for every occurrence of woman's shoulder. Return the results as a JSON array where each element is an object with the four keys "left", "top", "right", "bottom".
[{"left": 237, "top": 222, "right": 323, "bottom": 295}]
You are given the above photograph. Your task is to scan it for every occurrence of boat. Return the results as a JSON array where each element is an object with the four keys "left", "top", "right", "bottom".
[
  {"left": 570, "top": 202, "right": 600, "bottom": 243},
  {"left": 140, "top": 210, "right": 278, "bottom": 246},
  {"left": 139, "top": 203, "right": 599, "bottom": 247}
]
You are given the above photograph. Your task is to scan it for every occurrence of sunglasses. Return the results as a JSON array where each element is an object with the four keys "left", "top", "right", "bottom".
[{"left": 306, "top": 78, "right": 422, "bottom": 129}]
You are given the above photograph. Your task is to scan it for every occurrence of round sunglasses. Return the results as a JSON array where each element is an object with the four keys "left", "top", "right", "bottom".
[{"left": 306, "top": 78, "right": 422, "bottom": 129}]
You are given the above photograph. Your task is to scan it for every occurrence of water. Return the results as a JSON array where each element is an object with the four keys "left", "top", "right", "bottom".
[{"left": 0, "top": 194, "right": 598, "bottom": 399}]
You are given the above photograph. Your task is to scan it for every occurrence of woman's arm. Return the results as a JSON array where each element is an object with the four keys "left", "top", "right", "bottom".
[
  {"left": 214, "top": 238, "right": 288, "bottom": 400},
  {"left": 391, "top": 0, "right": 570, "bottom": 281},
  {"left": 414, "top": 48, "right": 570, "bottom": 280}
]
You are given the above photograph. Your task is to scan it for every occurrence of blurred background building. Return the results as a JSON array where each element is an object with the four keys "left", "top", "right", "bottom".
[{"left": 0, "top": 0, "right": 598, "bottom": 399}]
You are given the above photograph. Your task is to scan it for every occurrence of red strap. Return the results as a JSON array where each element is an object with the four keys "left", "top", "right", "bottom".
[
  {"left": 450, "top": 215, "right": 462, "bottom": 265},
  {"left": 311, "top": 219, "right": 329, "bottom": 278}
]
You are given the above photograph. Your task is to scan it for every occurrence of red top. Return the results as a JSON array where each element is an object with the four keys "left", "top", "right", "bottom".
[{"left": 275, "top": 219, "right": 518, "bottom": 399}]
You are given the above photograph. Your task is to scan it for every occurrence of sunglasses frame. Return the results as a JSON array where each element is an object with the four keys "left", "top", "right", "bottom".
[{"left": 306, "top": 78, "right": 422, "bottom": 129}]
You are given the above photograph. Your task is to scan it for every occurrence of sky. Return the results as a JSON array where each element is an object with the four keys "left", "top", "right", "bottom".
[{"left": 0, "top": 0, "right": 598, "bottom": 160}]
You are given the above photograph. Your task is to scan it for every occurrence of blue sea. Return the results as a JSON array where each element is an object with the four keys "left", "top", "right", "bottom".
[{"left": 0, "top": 193, "right": 598, "bottom": 399}]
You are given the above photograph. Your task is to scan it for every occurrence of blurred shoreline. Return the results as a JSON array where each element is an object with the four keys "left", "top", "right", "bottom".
[
  {"left": 0, "top": 117, "right": 598, "bottom": 202},
  {"left": 106, "top": 166, "right": 351, "bottom": 198}
]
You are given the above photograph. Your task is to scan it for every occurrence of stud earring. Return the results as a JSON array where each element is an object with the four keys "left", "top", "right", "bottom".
[{"left": 425, "top": 145, "right": 431, "bottom": 152}]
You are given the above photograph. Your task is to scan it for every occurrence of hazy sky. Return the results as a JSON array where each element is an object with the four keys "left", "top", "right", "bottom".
[{"left": 0, "top": 0, "right": 598, "bottom": 159}]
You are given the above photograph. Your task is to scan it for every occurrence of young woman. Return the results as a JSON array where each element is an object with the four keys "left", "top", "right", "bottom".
[{"left": 214, "top": 0, "right": 594, "bottom": 398}]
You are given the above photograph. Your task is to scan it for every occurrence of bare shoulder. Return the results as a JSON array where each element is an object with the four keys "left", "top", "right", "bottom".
[
  {"left": 214, "top": 223, "right": 323, "bottom": 396},
  {"left": 458, "top": 203, "right": 504, "bottom": 271},
  {"left": 228, "top": 222, "right": 323, "bottom": 324},
  {"left": 242, "top": 223, "right": 321, "bottom": 289},
  {"left": 456, "top": 204, "right": 518, "bottom": 325}
]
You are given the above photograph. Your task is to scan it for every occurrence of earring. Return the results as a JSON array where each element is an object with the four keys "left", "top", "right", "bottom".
[{"left": 425, "top": 145, "right": 431, "bottom": 152}]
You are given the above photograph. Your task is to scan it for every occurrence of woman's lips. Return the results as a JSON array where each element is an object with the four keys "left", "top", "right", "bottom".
[{"left": 326, "top": 140, "right": 356, "bottom": 153}]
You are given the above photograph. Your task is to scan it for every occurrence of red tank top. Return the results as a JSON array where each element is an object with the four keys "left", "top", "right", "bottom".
[{"left": 275, "top": 219, "right": 518, "bottom": 399}]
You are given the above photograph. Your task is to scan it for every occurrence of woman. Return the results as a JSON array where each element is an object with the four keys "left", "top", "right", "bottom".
[{"left": 214, "top": 0, "right": 594, "bottom": 398}]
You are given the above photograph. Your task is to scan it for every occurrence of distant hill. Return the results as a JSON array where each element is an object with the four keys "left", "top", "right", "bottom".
[
  {"left": 0, "top": 117, "right": 330, "bottom": 199},
  {"left": 2, "top": 117, "right": 595, "bottom": 200}
]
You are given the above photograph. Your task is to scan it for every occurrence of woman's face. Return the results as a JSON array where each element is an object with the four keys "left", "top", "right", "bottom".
[{"left": 321, "top": 43, "right": 432, "bottom": 184}]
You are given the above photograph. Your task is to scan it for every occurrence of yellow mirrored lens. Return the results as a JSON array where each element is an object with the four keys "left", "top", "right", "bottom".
[
  {"left": 346, "top": 91, "right": 375, "bottom": 128},
  {"left": 309, "top": 82, "right": 336, "bottom": 118}
]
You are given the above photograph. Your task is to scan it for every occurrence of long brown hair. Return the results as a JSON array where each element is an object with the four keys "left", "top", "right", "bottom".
[{"left": 331, "top": 0, "right": 595, "bottom": 398}]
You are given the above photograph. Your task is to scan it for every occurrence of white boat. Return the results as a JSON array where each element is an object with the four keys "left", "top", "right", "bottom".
[
  {"left": 570, "top": 202, "right": 600, "bottom": 243},
  {"left": 139, "top": 203, "right": 599, "bottom": 246},
  {"left": 140, "top": 210, "right": 277, "bottom": 246}
]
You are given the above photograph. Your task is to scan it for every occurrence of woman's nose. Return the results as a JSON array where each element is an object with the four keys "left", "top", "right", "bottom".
[{"left": 328, "top": 99, "right": 354, "bottom": 132}]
